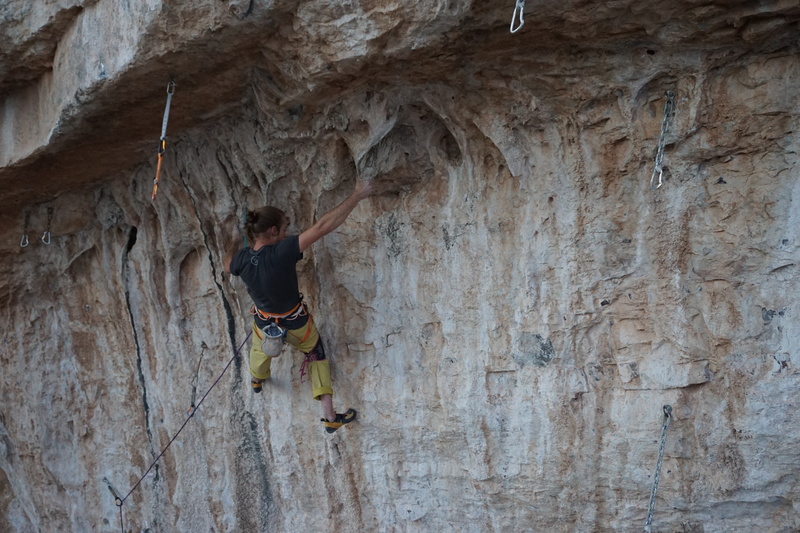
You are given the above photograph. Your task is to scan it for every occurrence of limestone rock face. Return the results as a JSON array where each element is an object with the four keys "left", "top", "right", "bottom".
[{"left": 1, "top": 1, "right": 800, "bottom": 532}]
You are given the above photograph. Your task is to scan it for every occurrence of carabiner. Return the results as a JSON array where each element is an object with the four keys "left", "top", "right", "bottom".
[
  {"left": 651, "top": 168, "right": 664, "bottom": 189},
  {"left": 42, "top": 206, "right": 53, "bottom": 244},
  {"left": 510, "top": 0, "right": 525, "bottom": 33}
]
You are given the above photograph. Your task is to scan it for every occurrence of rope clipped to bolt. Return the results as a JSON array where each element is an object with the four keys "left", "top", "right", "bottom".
[
  {"left": 152, "top": 81, "right": 176, "bottom": 201},
  {"left": 644, "top": 404, "right": 672, "bottom": 532},
  {"left": 187, "top": 342, "right": 208, "bottom": 416},
  {"left": 110, "top": 331, "right": 251, "bottom": 532},
  {"left": 650, "top": 90, "right": 676, "bottom": 189}
]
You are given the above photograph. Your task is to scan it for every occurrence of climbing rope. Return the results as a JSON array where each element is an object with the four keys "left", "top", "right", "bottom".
[
  {"left": 510, "top": 0, "right": 525, "bottom": 33},
  {"left": 41, "top": 207, "right": 54, "bottom": 245},
  {"left": 644, "top": 404, "right": 672, "bottom": 532},
  {"left": 112, "top": 331, "right": 252, "bottom": 532},
  {"left": 19, "top": 211, "right": 30, "bottom": 247},
  {"left": 104, "top": 477, "right": 125, "bottom": 532},
  {"left": 650, "top": 90, "right": 676, "bottom": 189},
  {"left": 187, "top": 342, "right": 208, "bottom": 416},
  {"left": 151, "top": 81, "right": 176, "bottom": 201}
]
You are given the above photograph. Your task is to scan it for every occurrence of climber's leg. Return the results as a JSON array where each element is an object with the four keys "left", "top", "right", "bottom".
[{"left": 249, "top": 321, "right": 272, "bottom": 392}]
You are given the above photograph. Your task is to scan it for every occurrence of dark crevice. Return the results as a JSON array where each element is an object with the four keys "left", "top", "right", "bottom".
[
  {"left": 125, "top": 226, "right": 138, "bottom": 253},
  {"left": 121, "top": 225, "right": 157, "bottom": 477},
  {"left": 176, "top": 166, "right": 238, "bottom": 349},
  {"left": 234, "top": 411, "right": 275, "bottom": 529},
  {"left": 177, "top": 158, "right": 274, "bottom": 525}
]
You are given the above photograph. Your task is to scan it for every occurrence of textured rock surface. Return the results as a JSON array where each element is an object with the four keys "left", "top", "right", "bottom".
[{"left": 1, "top": 1, "right": 800, "bottom": 532}]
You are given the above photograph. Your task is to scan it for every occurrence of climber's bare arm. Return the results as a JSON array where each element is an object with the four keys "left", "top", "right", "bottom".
[{"left": 298, "top": 179, "right": 374, "bottom": 253}]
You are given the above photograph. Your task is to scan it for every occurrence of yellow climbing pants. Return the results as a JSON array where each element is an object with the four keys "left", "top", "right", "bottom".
[{"left": 250, "top": 319, "right": 333, "bottom": 400}]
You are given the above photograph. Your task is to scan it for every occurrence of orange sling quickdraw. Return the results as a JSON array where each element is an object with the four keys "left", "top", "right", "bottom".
[{"left": 151, "top": 81, "right": 176, "bottom": 200}]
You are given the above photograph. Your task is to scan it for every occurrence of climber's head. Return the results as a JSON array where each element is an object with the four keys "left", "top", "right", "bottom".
[{"left": 245, "top": 206, "right": 287, "bottom": 244}]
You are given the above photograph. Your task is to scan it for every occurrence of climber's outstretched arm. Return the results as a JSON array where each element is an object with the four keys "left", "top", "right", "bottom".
[{"left": 298, "top": 179, "right": 373, "bottom": 253}]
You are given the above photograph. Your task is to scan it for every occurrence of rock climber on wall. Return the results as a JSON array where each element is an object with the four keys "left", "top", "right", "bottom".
[{"left": 224, "top": 177, "right": 374, "bottom": 433}]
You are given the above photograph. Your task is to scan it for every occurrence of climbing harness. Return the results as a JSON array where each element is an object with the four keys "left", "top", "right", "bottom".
[
  {"left": 151, "top": 81, "right": 176, "bottom": 201},
  {"left": 252, "top": 302, "right": 318, "bottom": 381},
  {"left": 251, "top": 302, "right": 308, "bottom": 356},
  {"left": 250, "top": 300, "right": 306, "bottom": 324},
  {"left": 19, "top": 211, "right": 30, "bottom": 247},
  {"left": 285, "top": 317, "right": 315, "bottom": 347},
  {"left": 41, "top": 207, "right": 54, "bottom": 245},
  {"left": 644, "top": 404, "right": 672, "bottom": 532},
  {"left": 510, "top": 0, "right": 525, "bottom": 33},
  {"left": 252, "top": 301, "right": 308, "bottom": 354},
  {"left": 111, "top": 331, "right": 251, "bottom": 533},
  {"left": 187, "top": 342, "right": 208, "bottom": 416},
  {"left": 650, "top": 90, "right": 676, "bottom": 189}
]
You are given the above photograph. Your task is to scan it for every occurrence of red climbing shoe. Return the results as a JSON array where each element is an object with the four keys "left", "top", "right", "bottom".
[
  {"left": 251, "top": 378, "right": 264, "bottom": 394},
  {"left": 322, "top": 408, "right": 357, "bottom": 434}
]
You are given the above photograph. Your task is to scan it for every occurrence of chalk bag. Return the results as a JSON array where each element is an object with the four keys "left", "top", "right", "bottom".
[{"left": 260, "top": 322, "right": 286, "bottom": 357}]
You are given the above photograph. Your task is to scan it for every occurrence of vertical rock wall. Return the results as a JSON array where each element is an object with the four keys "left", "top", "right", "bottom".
[{"left": 1, "top": 1, "right": 799, "bottom": 532}]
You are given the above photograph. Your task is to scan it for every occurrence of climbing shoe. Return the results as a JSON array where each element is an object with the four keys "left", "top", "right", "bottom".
[
  {"left": 251, "top": 378, "right": 264, "bottom": 394},
  {"left": 322, "top": 408, "right": 357, "bottom": 434}
]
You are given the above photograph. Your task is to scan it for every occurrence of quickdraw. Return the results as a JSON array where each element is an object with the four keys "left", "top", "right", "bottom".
[
  {"left": 187, "top": 342, "right": 208, "bottom": 416},
  {"left": 252, "top": 302, "right": 317, "bottom": 382},
  {"left": 103, "top": 477, "right": 123, "bottom": 507},
  {"left": 20, "top": 211, "right": 30, "bottom": 248},
  {"left": 644, "top": 404, "right": 672, "bottom": 532},
  {"left": 152, "top": 81, "right": 176, "bottom": 200},
  {"left": 41, "top": 206, "right": 54, "bottom": 245},
  {"left": 650, "top": 90, "right": 676, "bottom": 189}
]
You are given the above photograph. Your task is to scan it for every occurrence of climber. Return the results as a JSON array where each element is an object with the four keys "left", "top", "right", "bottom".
[{"left": 224, "top": 177, "right": 374, "bottom": 434}]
